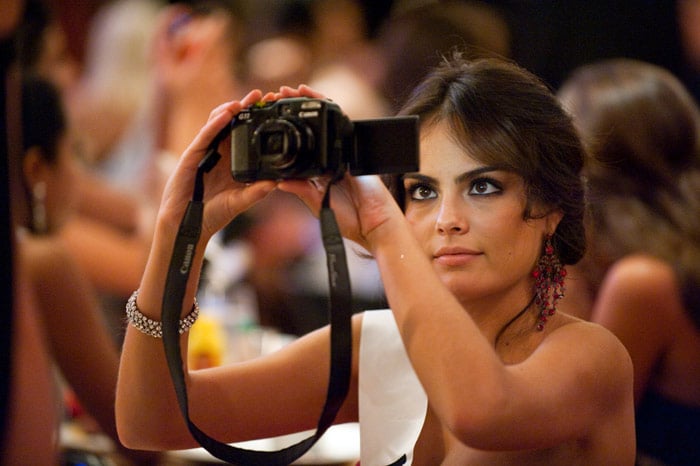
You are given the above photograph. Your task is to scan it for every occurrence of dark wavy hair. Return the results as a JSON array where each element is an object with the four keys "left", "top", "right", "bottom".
[
  {"left": 386, "top": 53, "right": 587, "bottom": 265},
  {"left": 21, "top": 75, "right": 66, "bottom": 162},
  {"left": 558, "top": 58, "right": 700, "bottom": 328}
]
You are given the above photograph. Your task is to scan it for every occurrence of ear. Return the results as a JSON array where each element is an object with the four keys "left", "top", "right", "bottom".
[
  {"left": 22, "top": 147, "right": 49, "bottom": 188},
  {"left": 544, "top": 209, "right": 564, "bottom": 237}
]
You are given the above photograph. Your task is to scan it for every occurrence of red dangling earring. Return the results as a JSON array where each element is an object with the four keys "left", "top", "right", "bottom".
[{"left": 532, "top": 234, "right": 566, "bottom": 331}]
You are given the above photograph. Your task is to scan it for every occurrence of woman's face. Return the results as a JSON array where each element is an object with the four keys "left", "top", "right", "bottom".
[{"left": 403, "top": 121, "right": 551, "bottom": 306}]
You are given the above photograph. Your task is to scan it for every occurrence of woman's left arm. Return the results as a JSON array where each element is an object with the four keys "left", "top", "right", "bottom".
[
  {"left": 286, "top": 173, "right": 634, "bottom": 449},
  {"left": 370, "top": 219, "right": 634, "bottom": 449}
]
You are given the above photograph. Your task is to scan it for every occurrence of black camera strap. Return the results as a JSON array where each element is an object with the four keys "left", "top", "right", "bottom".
[{"left": 161, "top": 146, "right": 353, "bottom": 465}]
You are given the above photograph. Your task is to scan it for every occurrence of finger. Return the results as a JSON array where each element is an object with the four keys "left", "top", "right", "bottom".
[
  {"left": 278, "top": 85, "right": 299, "bottom": 98},
  {"left": 278, "top": 179, "right": 325, "bottom": 210},
  {"left": 297, "top": 84, "right": 327, "bottom": 100},
  {"left": 207, "top": 89, "right": 263, "bottom": 122},
  {"left": 239, "top": 89, "right": 264, "bottom": 108},
  {"left": 240, "top": 180, "right": 277, "bottom": 200},
  {"left": 191, "top": 107, "right": 238, "bottom": 154},
  {"left": 261, "top": 91, "right": 277, "bottom": 102},
  {"left": 208, "top": 101, "right": 238, "bottom": 121}
]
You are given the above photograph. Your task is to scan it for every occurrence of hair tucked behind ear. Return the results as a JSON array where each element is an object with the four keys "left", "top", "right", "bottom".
[{"left": 387, "top": 52, "right": 587, "bottom": 264}]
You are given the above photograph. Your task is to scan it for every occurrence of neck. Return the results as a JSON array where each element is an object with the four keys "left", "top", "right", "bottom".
[
  {"left": 457, "top": 282, "right": 535, "bottom": 341},
  {"left": 493, "top": 294, "right": 537, "bottom": 347}
]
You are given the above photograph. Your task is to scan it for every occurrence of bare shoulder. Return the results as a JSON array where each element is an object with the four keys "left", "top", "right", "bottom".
[
  {"left": 547, "top": 315, "right": 634, "bottom": 392},
  {"left": 595, "top": 254, "right": 683, "bottom": 327},
  {"left": 554, "top": 316, "right": 631, "bottom": 355},
  {"left": 603, "top": 254, "right": 679, "bottom": 300},
  {"left": 549, "top": 317, "right": 635, "bottom": 462}
]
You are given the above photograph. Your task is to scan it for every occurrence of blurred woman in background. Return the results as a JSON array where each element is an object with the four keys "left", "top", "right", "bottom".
[{"left": 559, "top": 58, "right": 700, "bottom": 466}]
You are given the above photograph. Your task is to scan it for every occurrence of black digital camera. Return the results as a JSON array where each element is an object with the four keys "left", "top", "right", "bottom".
[{"left": 229, "top": 97, "right": 419, "bottom": 182}]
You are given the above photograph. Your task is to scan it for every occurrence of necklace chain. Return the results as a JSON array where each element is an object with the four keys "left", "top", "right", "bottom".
[{"left": 494, "top": 295, "right": 537, "bottom": 346}]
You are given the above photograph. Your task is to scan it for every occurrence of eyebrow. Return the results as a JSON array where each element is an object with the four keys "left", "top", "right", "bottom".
[{"left": 403, "top": 166, "right": 505, "bottom": 185}]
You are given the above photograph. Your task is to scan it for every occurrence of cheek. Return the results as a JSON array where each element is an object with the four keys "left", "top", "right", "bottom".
[
  {"left": 49, "top": 164, "right": 80, "bottom": 223},
  {"left": 474, "top": 208, "right": 538, "bottom": 257},
  {"left": 492, "top": 221, "right": 542, "bottom": 270}
]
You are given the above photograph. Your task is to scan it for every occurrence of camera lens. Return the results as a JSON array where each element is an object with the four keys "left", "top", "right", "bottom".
[
  {"left": 260, "top": 131, "right": 285, "bottom": 157},
  {"left": 257, "top": 121, "right": 298, "bottom": 171},
  {"left": 253, "top": 118, "right": 314, "bottom": 174}
]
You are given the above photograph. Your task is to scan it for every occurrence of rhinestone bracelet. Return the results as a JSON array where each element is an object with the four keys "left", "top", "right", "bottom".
[{"left": 125, "top": 290, "right": 199, "bottom": 338}]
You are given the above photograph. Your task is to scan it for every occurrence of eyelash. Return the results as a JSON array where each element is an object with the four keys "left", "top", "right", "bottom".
[
  {"left": 406, "top": 177, "right": 503, "bottom": 201},
  {"left": 469, "top": 177, "right": 503, "bottom": 195},
  {"left": 406, "top": 183, "right": 436, "bottom": 201}
]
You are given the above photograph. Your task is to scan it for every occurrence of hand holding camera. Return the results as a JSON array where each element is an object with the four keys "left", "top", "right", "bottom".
[
  {"left": 228, "top": 93, "right": 418, "bottom": 182},
  {"left": 239, "top": 87, "right": 420, "bottom": 250}
]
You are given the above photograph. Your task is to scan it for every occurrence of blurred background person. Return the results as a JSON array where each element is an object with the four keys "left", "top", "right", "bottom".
[
  {"left": 17, "top": 74, "right": 161, "bottom": 465},
  {"left": 241, "top": 0, "right": 391, "bottom": 117},
  {"left": 241, "top": 0, "right": 316, "bottom": 93},
  {"left": 54, "top": 0, "right": 253, "bottom": 341},
  {"left": 15, "top": 0, "right": 78, "bottom": 94},
  {"left": 371, "top": 0, "right": 511, "bottom": 113},
  {"left": 305, "top": 0, "right": 392, "bottom": 118},
  {"left": 558, "top": 58, "right": 700, "bottom": 466},
  {"left": 67, "top": 0, "right": 161, "bottom": 171},
  {"left": 15, "top": 0, "right": 161, "bottom": 342},
  {"left": 17, "top": 0, "right": 144, "bottom": 237}
]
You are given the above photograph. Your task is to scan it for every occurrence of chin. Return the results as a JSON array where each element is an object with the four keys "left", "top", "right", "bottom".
[
  {"left": 439, "top": 273, "right": 476, "bottom": 299},
  {"left": 442, "top": 266, "right": 503, "bottom": 299}
]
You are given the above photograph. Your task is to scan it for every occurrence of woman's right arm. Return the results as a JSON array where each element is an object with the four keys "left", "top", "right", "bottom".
[
  {"left": 115, "top": 90, "right": 360, "bottom": 451},
  {"left": 115, "top": 90, "right": 271, "bottom": 448}
]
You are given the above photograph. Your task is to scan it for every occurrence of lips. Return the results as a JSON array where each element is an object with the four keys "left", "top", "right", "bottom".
[{"left": 433, "top": 246, "right": 481, "bottom": 266}]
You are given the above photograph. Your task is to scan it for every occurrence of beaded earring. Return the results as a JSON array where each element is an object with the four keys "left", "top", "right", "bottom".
[
  {"left": 532, "top": 234, "right": 566, "bottom": 330},
  {"left": 31, "top": 181, "right": 47, "bottom": 234}
]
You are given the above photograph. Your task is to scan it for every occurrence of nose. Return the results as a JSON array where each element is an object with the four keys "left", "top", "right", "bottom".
[{"left": 435, "top": 197, "right": 468, "bottom": 235}]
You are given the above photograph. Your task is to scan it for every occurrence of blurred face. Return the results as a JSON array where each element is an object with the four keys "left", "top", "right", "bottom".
[
  {"left": 164, "top": 10, "right": 239, "bottom": 100},
  {"left": 43, "top": 134, "right": 79, "bottom": 232},
  {"left": 403, "top": 121, "right": 551, "bottom": 306},
  {"left": 37, "top": 23, "right": 78, "bottom": 94}
]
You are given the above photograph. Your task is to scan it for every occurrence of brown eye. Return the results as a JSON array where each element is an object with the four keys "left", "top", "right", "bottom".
[
  {"left": 469, "top": 178, "right": 501, "bottom": 195},
  {"left": 408, "top": 184, "right": 437, "bottom": 201}
]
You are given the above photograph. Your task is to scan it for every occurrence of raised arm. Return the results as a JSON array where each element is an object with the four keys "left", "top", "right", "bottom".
[
  {"left": 281, "top": 171, "right": 634, "bottom": 453},
  {"left": 369, "top": 214, "right": 633, "bottom": 449},
  {"left": 116, "top": 89, "right": 360, "bottom": 450}
]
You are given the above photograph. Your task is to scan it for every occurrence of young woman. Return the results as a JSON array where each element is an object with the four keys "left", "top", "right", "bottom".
[
  {"left": 558, "top": 58, "right": 700, "bottom": 466},
  {"left": 116, "top": 54, "right": 635, "bottom": 465}
]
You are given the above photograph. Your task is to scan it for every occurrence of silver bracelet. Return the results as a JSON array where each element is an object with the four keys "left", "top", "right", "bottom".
[{"left": 125, "top": 290, "right": 199, "bottom": 338}]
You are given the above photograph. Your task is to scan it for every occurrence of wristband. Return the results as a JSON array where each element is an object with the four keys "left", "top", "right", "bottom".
[{"left": 126, "top": 290, "right": 199, "bottom": 338}]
